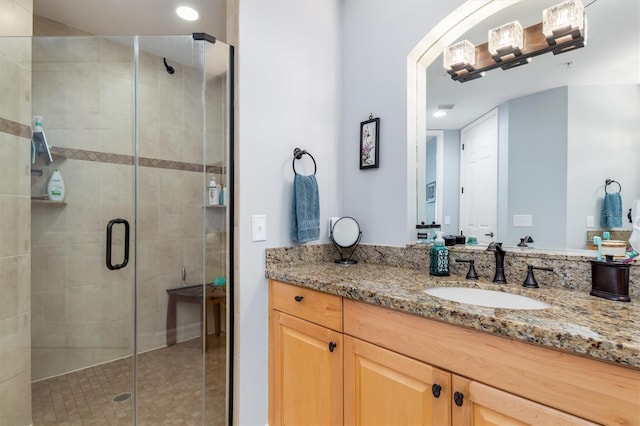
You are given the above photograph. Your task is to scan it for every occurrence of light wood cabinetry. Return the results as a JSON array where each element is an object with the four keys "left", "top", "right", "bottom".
[
  {"left": 344, "top": 336, "right": 450, "bottom": 426},
  {"left": 269, "top": 280, "right": 343, "bottom": 426},
  {"left": 269, "top": 279, "right": 640, "bottom": 425},
  {"left": 451, "top": 375, "right": 597, "bottom": 426}
]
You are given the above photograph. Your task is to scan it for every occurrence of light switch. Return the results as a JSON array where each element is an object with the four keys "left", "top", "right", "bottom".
[
  {"left": 251, "top": 214, "right": 267, "bottom": 242},
  {"left": 444, "top": 216, "right": 451, "bottom": 225},
  {"left": 586, "top": 215, "right": 594, "bottom": 228}
]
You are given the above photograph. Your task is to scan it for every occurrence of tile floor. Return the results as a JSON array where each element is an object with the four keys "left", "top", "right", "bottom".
[{"left": 31, "top": 336, "right": 226, "bottom": 425}]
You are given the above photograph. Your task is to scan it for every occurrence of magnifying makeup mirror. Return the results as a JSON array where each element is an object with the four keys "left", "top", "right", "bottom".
[{"left": 330, "top": 217, "right": 362, "bottom": 264}]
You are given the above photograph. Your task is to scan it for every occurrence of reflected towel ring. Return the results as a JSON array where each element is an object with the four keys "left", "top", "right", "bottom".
[
  {"left": 292, "top": 148, "right": 317, "bottom": 175},
  {"left": 605, "top": 179, "right": 621, "bottom": 193}
]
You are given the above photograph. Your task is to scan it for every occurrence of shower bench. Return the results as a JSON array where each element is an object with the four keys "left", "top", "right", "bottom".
[{"left": 166, "top": 284, "right": 226, "bottom": 351}]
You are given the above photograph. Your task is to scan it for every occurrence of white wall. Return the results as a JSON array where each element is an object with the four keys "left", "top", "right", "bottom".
[
  {"left": 567, "top": 84, "right": 639, "bottom": 247},
  {"left": 340, "top": 0, "right": 465, "bottom": 246},
  {"left": 237, "top": 0, "right": 342, "bottom": 424}
]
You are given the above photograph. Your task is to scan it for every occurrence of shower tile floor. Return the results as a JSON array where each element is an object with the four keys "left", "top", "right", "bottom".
[{"left": 31, "top": 336, "right": 226, "bottom": 425}]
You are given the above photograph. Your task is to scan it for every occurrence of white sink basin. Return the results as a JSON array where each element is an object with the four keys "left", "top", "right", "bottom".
[{"left": 424, "top": 287, "right": 550, "bottom": 310}]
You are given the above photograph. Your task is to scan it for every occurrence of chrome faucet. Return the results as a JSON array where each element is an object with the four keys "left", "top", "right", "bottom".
[{"left": 486, "top": 242, "right": 507, "bottom": 283}]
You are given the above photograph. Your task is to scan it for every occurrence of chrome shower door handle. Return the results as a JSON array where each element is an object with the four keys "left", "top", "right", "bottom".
[{"left": 106, "top": 218, "right": 130, "bottom": 270}]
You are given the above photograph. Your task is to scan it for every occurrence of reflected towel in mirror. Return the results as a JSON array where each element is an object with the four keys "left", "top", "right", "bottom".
[
  {"left": 290, "top": 174, "right": 320, "bottom": 243},
  {"left": 601, "top": 192, "right": 623, "bottom": 228}
]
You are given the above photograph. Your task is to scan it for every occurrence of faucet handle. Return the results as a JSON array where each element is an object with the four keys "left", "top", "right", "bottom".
[
  {"left": 455, "top": 259, "right": 478, "bottom": 280},
  {"left": 523, "top": 265, "right": 553, "bottom": 288}
]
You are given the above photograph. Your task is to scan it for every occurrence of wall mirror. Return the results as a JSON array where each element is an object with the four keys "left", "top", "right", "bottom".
[{"left": 412, "top": 0, "right": 639, "bottom": 250}]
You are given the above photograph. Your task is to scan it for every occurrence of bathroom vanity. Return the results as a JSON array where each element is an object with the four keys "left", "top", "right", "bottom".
[{"left": 267, "top": 248, "right": 640, "bottom": 425}]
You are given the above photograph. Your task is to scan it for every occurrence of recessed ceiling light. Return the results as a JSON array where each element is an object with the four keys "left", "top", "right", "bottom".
[
  {"left": 176, "top": 6, "right": 199, "bottom": 21},
  {"left": 433, "top": 110, "right": 447, "bottom": 118}
]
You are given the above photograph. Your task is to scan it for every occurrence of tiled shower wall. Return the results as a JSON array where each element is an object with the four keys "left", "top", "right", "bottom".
[
  {"left": 30, "top": 36, "right": 228, "bottom": 381},
  {"left": 0, "top": 1, "right": 33, "bottom": 424}
]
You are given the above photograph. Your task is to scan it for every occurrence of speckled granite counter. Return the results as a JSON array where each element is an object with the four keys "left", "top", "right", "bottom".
[{"left": 265, "top": 245, "right": 640, "bottom": 369}]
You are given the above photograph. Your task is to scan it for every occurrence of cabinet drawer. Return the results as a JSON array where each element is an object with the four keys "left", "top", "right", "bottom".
[{"left": 270, "top": 280, "right": 342, "bottom": 331}]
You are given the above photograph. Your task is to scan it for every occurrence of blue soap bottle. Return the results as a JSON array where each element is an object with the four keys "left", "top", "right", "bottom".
[{"left": 430, "top": 232, "right": 450, "bottom": 276}]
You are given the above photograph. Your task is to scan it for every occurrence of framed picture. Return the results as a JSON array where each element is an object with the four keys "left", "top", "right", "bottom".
[
  {"left": 360, "top": 116, "right": 380, "bottom": 169},
  {"left": 426, "top": 181, "right": 436, "bottom": 203}
]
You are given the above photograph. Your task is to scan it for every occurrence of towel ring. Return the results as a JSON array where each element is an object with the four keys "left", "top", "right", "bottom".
[
  {"left": 292, "top": 148, "right": 317, "bottom": 175},
  {"left": 605, "top": 179, "right": 621, "bottom": 194}
]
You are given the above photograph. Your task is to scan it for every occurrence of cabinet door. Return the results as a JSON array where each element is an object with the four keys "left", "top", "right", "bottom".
[
  {"left": 344, "top": 336, "right": 451, "bottom": 426},
  {"left": 270, "top": 311, "right": 343, "bottom": 426},
  {"left": 451, "top": 375, "right": 598, "bottom": 426}
]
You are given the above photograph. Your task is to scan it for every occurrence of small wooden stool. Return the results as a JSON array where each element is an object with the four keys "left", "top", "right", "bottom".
[{"left": 166, "top": 284, "right": 226, "bottom": 351}]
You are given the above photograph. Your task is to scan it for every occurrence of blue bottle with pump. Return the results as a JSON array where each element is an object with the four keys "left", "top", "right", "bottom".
[{"left": 430, "top": 231, "right": 450, "bottom": 276}]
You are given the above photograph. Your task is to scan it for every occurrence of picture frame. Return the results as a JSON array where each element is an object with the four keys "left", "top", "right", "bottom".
[
  {"left": 426, "top": 181, "right": 436, "bottom": 203},
  {"left": 360, "top": 116, "right": 380, "bottom": 169}
]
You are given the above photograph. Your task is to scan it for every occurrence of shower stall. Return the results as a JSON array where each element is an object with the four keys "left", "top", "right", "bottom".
[{"left": 23, "top": 33, "right": 233, "bottom": 425}]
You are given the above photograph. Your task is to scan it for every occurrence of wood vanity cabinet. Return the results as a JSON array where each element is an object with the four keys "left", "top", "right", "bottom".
[
  {"left": 269, "top": 280, "right": 343, "bottom": 426},
  {"left": 344, "top": 336, "right": 451, "bottom": 425},
  {"left": 269, "top": 280, "right": 640, "bottom": 425}
]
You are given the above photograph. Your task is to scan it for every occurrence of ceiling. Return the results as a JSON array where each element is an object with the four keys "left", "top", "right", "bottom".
[
  {"left": 426, "top": 0, "right": 640, "bottom": 130},
  {"left": 33, "top": 0, "right": 227, "bottom": 41}
]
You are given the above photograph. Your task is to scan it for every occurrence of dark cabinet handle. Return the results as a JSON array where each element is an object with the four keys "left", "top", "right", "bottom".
[
  {"left": 454, "top": 391, "right": 464, "bottom": 407},
  {"left": 106, "top": 218, "right": 130, "bottom": 271},
  {"left": 431, "top": 384, "right": 442, "bottom": 398},
  {"left": 328, "top": 341, "right": 337, "bottom": 352},
  {"left": 294, "top": 295, "right": 304, "bottom": 302}
]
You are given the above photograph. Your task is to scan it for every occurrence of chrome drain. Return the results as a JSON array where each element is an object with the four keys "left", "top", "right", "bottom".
[{"left": 112, "top": 392, "right": 132, "bottom": 403}]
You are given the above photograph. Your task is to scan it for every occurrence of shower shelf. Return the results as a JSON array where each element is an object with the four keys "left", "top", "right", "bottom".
[{"left": 31, "top": 199, "right": 67, "bottom": 206}]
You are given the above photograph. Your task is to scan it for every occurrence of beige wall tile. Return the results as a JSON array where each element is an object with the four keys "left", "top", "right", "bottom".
[
  {"left": 65, "top": 243, "right": 102, "bottom": 287},
  {"left": 158, "top": 202, "right": 183, "bottom": 240},
  {"left": 0, "top": 195, "right": 29, "bottom": 257},
  {"left": 31, "top": 288, "right": 66, "bottom": 347},
  {"left": 31, "top": 347, "right": 66, "bottom": 380},
  {"left": 0, "top": 254, "right": 29, "bottom": 321},
  {"left": 0, "top": 134, "right": 31, "bottom": 197},
  {"left": 31, "top": 245, "right": 66, "bottom": 292},
  {"left": 100, "top": 279, "right": 132, "bottom": 323},
  {"left": 100, "top": 163, "right": 133, "bottom": 204},
  {"left": 0, "top": 0, "right": 32, "bottom": 36},
  {"left": 65, "top": 284, "right": 101, "bottom": 327},
  {"left": 0, "top": 370, "right": 31, "bottom": 425},
  {"left": 184, "top": 204, "right": 204, "bottom": 239},
  {"left": 137, "top": 202, "right": 159, "bottom": 241},
  {"left": 0, "top": 53, "right": 31, "bottom": 124},
  {"left": 183, "top": 170, "right": 205, "bottom": 205},
  {"left": 0, "top": 313, "right": 30, "bottom": 383}
]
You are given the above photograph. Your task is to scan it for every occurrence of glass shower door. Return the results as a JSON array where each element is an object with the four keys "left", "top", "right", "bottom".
[
  {"left": 30, "top": 35, "right": 137, "bottom": 425},
  {"left": 29, "top": 33, "right": 232, "bottom": 425}
]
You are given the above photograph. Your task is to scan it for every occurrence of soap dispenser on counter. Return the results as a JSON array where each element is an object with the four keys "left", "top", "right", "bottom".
[
  {"left": 590, "top": 256, "right": 630, "bottom": 302},
  {"left": 430, "top": 231, "right": 450, "bottom": 276}
]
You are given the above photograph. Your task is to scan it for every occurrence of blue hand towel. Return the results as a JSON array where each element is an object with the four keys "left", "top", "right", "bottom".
[
  {"left": 601, "top": 192, "right": 622, "bottom": 228},
  {"left": 290, "top": 174, "right": 320, "bottom": 243}
]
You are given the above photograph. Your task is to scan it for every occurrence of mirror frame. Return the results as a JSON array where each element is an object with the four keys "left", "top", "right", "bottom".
[{"left": 407, "top": 0, "right": 521, "bottom": 243}]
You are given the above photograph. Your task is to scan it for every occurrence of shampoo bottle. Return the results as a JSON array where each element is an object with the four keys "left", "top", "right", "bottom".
[
  {"left": 47, "top": 168, "right": 65, "bottom": 201},
  {"left": 429, "top": 231, "right": 450, "bottom": 276},
  {"left": 208, "top": 177, "right": 219, "bottom": 206}
]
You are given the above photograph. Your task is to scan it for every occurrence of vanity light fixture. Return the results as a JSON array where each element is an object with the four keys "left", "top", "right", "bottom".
[
  {"left": 176, "top": 6, "right": 199, "bottom": 21},
  {"left": 444, "top": 0, "right": 586, "bottom": 82},
  {"left": 443, "top": 40, "right": 476, "bottom": 75},
  {"left": 488, "top": 21, "right": 524, "bottom": 62},
  {"left": 543, "top": 0, "right": 586, "bottom": 49}
]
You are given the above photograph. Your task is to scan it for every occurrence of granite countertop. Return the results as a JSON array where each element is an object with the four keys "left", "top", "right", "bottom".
[{"left": 266, "top": 261, "right": 640, "bottom": 369}]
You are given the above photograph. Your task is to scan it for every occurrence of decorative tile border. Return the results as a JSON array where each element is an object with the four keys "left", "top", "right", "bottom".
[
  {"left": 0, "top": 117, "right": 31, "bottom": 139},
  {"left": 50, "top": 147, "right": 225, "bottom": 174}
]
